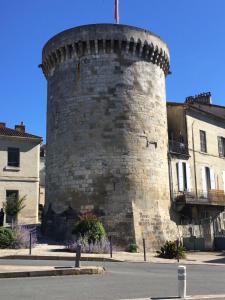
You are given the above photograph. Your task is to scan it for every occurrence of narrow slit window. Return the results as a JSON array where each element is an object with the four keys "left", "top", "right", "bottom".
[
  {"left": 218, "top": 136, "right": 225, "bottom": 157},
  {"left": 200, "top": 130, "right": 207, "bottom": 153}
]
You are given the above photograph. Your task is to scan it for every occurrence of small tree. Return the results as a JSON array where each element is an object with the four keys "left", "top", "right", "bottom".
[{"left": 3, "top": 195, "right": 26, "bottom": 225}]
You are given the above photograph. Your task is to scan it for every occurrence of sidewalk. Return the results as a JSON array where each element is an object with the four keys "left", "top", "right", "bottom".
[
  {"left": 0, "top": 244, "right": 225, "bottom": 265},
  {"left": 0, "top": 244, "right": 224, "bottom": 286}
]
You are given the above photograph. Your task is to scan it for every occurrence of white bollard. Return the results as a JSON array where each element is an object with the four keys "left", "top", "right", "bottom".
[{"left": 178, "top": 265, "right": 186, "bottom": 298}]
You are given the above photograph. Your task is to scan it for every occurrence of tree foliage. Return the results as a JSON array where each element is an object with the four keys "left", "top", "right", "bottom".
[{"left": 3, "top": 195, "right": 26, "bottom": 218}]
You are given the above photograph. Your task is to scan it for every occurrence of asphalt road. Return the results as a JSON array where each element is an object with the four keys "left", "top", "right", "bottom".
[{"left": 0, "top": 260, "right": 224, "bottom": 300}]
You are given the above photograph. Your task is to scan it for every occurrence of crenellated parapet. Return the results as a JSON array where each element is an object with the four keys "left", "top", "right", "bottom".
[{"left": 40, "top": 24, "right": 170, "bottom": 78}]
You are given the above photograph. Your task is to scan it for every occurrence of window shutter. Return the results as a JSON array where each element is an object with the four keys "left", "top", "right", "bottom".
[
  {"left": 218, "top": 137, "right": 223, "bottom": 157},
  {"left": 177, "top": 162, "right": 184, "bottom": 192},
  {"left": 202, "top": 166, "right": 207, "bottom": 197},
  {"left": 223, "top": 171, "right": 225, "bottom": 194},
  {"left": 186, "top": 163, "right": 191, "bottom": 192},
  {"left": 210, "top": 168, "right": 216, "bottom": 190}
]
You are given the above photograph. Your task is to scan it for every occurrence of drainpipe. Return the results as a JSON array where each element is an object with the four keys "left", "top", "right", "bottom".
[
  {"left": 168, "top": 151, "right": 174, "bottom": 202},
  {"left": 192, "top": 121, "right": 198, "bottom": 199}
]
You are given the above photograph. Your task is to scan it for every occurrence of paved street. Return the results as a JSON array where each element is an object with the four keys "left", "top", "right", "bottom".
[{"left": 0, "top": 260, "right": 224, "bottom": 300}]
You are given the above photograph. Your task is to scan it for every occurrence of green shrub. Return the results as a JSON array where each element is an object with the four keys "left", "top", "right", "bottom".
[
  {"left": 72, "top": 213, "right": 106, "bottom": 243},
  {"left": 0, "top": 227, "right": 15, "bottom": 249},
  {"left": 0, "top": 226, "right": 37, "bottom": 249},
  {"left": 157, "top": 240, "right": 186, "bottom": 259},
  {"left": 128, "top": 243, "right": 138, "bottom": 253}
]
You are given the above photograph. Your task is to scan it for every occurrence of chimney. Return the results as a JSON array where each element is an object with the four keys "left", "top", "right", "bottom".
[
  {"left": 185, "top": 92, "right": 212, "bottom": 105},
  {"left": 0, "top": 122, "right": 6, "bottom": 129},
  {"left": 15, "top": 122, "right": 25, "bottom": 133}
]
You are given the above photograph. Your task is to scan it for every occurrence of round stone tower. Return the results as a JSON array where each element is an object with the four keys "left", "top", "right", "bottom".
[{"left": 41, "top": 24, "right": 176, "bottom": 249}]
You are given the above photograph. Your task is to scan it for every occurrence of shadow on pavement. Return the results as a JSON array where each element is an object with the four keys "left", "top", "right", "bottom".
[{"left": 204, "top": 251, "right": 225, "bottom": 264}]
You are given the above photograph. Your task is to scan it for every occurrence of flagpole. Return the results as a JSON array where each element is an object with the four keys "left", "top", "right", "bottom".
[{"left": 115, "top": 0, "right": 120, "bottom": 24}]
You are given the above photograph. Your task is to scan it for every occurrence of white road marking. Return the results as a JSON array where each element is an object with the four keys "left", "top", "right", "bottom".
[
  {"left": 120, "top": 294, "right": 225, "bottom": 300},
  {"left": 187, "top": 296, "right": 225, "bottom": 299}
]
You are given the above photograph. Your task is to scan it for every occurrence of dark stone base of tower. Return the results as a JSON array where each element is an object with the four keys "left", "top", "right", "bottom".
[{"left": 41, "top": 24, "right": 177, "bottom": 250}]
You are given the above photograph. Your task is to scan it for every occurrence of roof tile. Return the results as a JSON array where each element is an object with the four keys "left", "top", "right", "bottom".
[{"left": 0, "top": 127, "right": 42, "bottom": 140}]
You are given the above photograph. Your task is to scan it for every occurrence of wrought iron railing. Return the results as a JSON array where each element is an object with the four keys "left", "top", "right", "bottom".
[
  {"left": 173, "top": 190, "right": 225, "bottom": 206},
  {"left": 169, "top": 140, "right": 189, "bottom": 155}
]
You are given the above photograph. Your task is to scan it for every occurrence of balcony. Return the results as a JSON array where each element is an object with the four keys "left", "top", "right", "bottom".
[
  {"left": 169, "top": 140, "right": 189, "bottom": 156},
  {"left": 174, "top": 190, "right": 225, "bottom": 207}
]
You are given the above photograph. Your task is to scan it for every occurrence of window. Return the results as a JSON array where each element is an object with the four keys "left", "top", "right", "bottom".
[
  {"left": 7, "top": 148, "right": 20, "bottom": 167},
  {"left": 223, "top": 171, "right": 225, "bottom": 194},
  {"left": 202, "top": 167, "right": 216, "bottom": 197},
  {"left": 6, "top": 190, "right": 18, "bottom": 201},
  {"left": 5, "top": 190, "right": 18, "bottom": 223},
  {"left": 182, "top": 162, "right": 187, "bottom": 190},
  {"left": 177, "top": 161, "right": 191, "bottom": 192},
  {"left": 200, "top": 130, "right": 207, "bottom": 153},
  {"left": 205, "top": 167, "right": 211, "bottom": 190},
  {"left": 218, "top": 137, "right": 225, "bottom": 157}
]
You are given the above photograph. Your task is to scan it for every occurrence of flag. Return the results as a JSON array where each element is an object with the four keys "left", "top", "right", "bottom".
[{"left": 114, "top": 0, "right": 119, "bottom": 24}]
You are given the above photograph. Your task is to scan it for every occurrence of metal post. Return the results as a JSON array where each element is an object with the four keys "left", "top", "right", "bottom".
[
  {"left": 178, "top": 265, "right": 186, "bottom": 298},
  {"left": 29, "top": 232, "right": 32, "bottom": 255},
  {"left": 109, "top": 236, "right": 113, "bottom": 258},
  {"left": 143, "top": 238, "right": 146, "bottom": 262},
  {"left": 176, "top": 239, "right": 180, "bottom": 263},
  {"left": 75, "top": 244, "right": 81, "bottom": 268}
]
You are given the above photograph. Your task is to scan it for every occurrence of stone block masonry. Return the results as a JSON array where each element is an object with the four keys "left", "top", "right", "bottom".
[{"left": 41, "top": 24, "right": 177, "bottom": 249}]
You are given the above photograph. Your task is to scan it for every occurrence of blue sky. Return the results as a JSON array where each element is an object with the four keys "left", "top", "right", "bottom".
[{"left": 1, "top": 0, "right": 225, "bottom": 141}]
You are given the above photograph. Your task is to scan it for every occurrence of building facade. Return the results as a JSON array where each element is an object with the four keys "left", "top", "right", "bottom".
[
  {"left": 0, "top": 122, "right": 42, "bottom": 224},
  {"left": 167, "top": 93, "right": 225, "bottom": 250},
  {"left": 39, "top": 145, "right": 46, "bottom": 206}
]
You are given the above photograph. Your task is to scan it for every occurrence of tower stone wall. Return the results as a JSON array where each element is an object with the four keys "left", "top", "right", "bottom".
[{"left": 41, "top": 24, "right": 177, "bottom": 249}]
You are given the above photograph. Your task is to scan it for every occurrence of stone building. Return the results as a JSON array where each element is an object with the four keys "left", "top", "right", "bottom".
[
  {"left": 39, "top": 144, "right": 46, "bottom": 220},
  {"left": 167, "top": 93, "right": 225, "bottom": 250},
  {"left": 40, "top": 24, "right": 177, "bottom": 249},
  {"left": 0, "top": 122, "right": 42, "bottom": 224},
  {"left": 40, "top": 23, "right": 225, "bottom": 250}
]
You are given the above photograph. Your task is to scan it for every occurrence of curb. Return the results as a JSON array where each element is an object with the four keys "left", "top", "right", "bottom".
[
  {"left": 0, "top": 255, "right": 124, "bottom": 262},
  {"left": 0, "top": 255, "right": 225, "bottom": 267},
  {"left": 0, "top": 255, "right": 122, "bottom": 262},
  {"left": 0, "top": 266, "right": 105, "bottom": 279}
]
